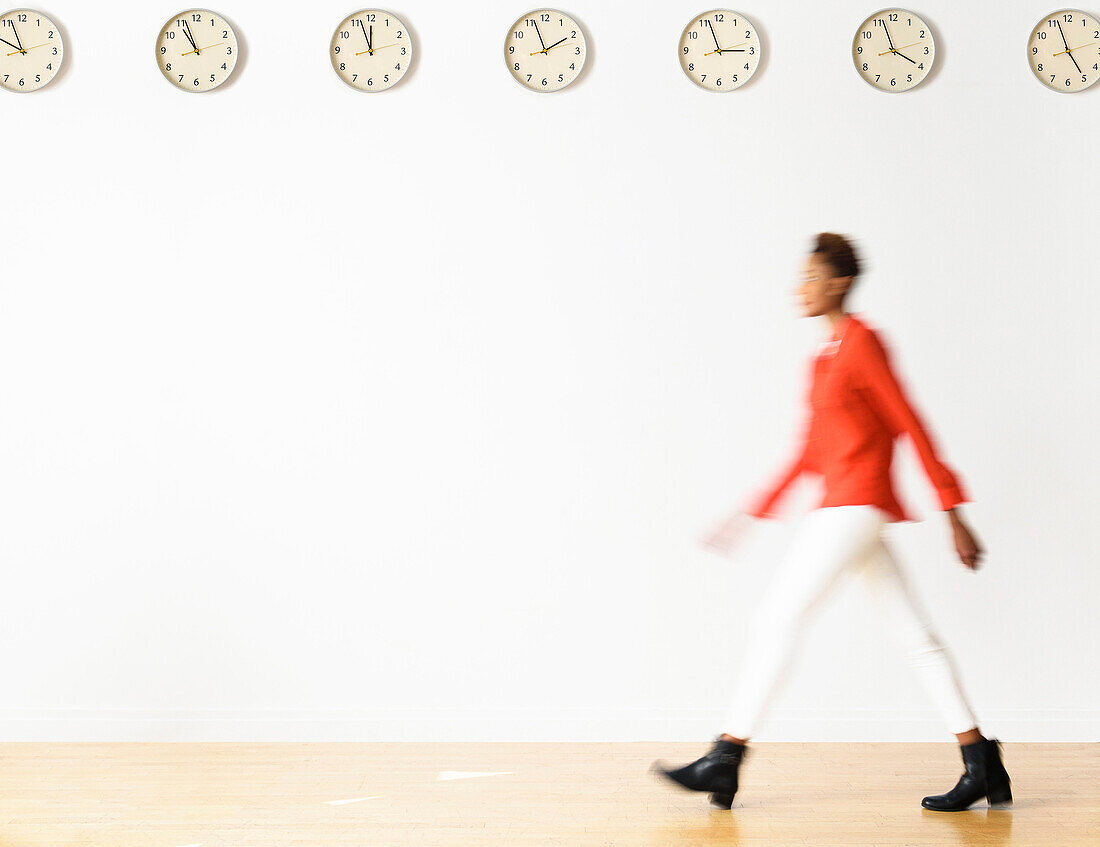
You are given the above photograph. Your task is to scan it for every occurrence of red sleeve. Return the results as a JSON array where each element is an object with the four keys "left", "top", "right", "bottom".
[
  {"left": 854, "top": 328, "right": 969, "bottom": 511},
  {"left": 742, "top": 395, "right": 814, "bottom": 520}
]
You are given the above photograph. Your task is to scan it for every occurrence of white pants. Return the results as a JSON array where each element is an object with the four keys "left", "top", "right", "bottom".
[{"left": 721, "top": 505, "right": 979, "bottom": 739}]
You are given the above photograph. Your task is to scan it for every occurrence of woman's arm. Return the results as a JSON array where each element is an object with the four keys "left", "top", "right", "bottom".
[
  {"left": 947, "top": 506, "right": 984, "bottom": 570},
  {"left": 856, "top": 329, "right": 984, "bottom": 568},
  {"left": 742, "top": 408, "right": 813, "bottom": 519},
  {"left": 854, "top": 328, "right": 968, "bottom": 511}
]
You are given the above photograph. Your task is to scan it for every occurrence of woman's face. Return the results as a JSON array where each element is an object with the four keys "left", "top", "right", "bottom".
[{"left": 796, "top": 253, "right": 848, "bottom": 317}]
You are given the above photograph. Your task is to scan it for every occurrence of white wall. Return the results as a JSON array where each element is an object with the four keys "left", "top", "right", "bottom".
[{"left": 1, "top": 0, "right": 1096, "bottom": 742}]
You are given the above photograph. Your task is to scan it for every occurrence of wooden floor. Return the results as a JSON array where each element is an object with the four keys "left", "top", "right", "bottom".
[{"left": 0, "top": 742, "right": 1095, "bottom": 845}]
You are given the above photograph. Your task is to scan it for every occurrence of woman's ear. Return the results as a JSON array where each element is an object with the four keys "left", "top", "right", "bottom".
[{"left": 829, "top": 276, "right": 853, "bottom": 297}]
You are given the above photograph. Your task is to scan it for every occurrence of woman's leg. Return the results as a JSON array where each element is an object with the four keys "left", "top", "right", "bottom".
[
  {"left": 719, "top": 505, "right": 885, "bottom": 741},
  {"left": 854, "top": 537, "right": 980, "bottom": 736}
]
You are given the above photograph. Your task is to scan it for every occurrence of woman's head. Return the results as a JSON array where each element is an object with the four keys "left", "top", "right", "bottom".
[{"left": 798, "top": 232, "right": 862, "bottom": 317}]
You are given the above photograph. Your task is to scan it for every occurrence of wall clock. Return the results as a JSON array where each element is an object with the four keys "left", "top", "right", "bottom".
[
  {"left": 852, "top": 8, "right": 935, "bottom": 92},
  {"left": 1028, "top": 9, "right": 1100, "bottom": 92},
  {"left": 505, "top": 8, "right": 586, "bottom": 92},
  {"left": 678, "top": 9, "right": 760, "bottom": 91},
  {"left": 331, "top": 9, "right": 412, "bottom": 91},
  {"left": 0, "top": 8, "right": 63, "bottom": 92},
  {"left": 157, "top": 9, "right": 239, "bottom": 92}
]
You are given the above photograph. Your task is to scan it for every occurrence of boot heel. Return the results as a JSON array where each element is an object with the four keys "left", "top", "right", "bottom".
[
  {"left": 709, "top": 792, "right": 734, "bottom": 810},
  {"left": 987, "top": 781, "right": 1012, "bottom": 806}
]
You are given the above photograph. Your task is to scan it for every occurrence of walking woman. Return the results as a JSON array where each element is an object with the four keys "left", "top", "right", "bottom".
[{"left": 652, "top": 233, "right": 1011, "bottom": 811}]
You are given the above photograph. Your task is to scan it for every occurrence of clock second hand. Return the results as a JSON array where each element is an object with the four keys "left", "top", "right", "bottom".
[
  {"left": 356, "top": 42, "right": 399, "bottom": 56},
  {"left": 1054, "top": 41, "right": 1096, "bottom": 57},
  {"left": 182, "top": 41, "right": 224, "bottom": 56},
  {"left": 878, "top": 40, "right": 922, "bottom": 56},
  {"left": 6, "top": 42, "right": 48, "bottom": 56}
]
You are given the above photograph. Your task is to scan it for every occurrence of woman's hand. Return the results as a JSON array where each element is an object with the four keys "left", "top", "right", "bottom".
[
  {"left": 948, "top": 508, "right": 984, "bottom": 570},
  {"left": 701, "top": 510, "right": 754, "bottom": 557}
]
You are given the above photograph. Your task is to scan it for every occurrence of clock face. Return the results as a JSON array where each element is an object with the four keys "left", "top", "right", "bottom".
[
  {"left": 331, "top": 9, "right": 412, "bottom": 91},
  {"left": 1028, "top": 9, "right": 1100, "bottom": 92},
  {"left": 505, "top": 8, "right": 587, "bottom": 92},
  {"left": 0, "top": 9, "right": 63, "bottom": 93},
  {"left": 852, "top": 8, "right": 935, "bottom": 92},
  {"left": 157, "top": 9, "right": 239, "bottom": 92},
  {"left": 678, "top": 10, "right": 761, "bottom": 92}
]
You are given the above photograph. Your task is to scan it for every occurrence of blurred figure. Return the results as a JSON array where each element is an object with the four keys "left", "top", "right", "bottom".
[{"left": 652, "top": 233, "right": 1011, "bottom": 812}]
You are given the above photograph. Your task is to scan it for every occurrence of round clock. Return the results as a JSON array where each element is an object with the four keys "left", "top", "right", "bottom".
[
  {"left": 156, "top": 9, "right": 239, "bottom": 93},
  {"left": 505, "top": 8, "right": 587, "bottom": 92},
  {"left": 678, "top": 10, "right": 761, "bottom": 92},
  {"left": 0, "top": 8, "right": 63, "bottom": 93},
  {"left": 1028, "top": 9, "right": 1100, "bottom": 92},
  {"left": 852, "top": 8, "right": 935, "bottom": 92},
  {"left": 331, "top": 9, "right": 412, "bottom": 91}
]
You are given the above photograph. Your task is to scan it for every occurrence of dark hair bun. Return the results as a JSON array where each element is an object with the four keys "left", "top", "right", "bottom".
[{"left": 813, "top": 232, "right": 861, "bottom": 279}]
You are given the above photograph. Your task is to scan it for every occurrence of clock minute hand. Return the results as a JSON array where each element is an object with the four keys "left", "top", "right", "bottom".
[
  {"left": 1055, "top": 18, "right": 1072, "bottom": 51},
  {"left": 706, "top": 19, "right": 722, "bottom": 53},
  {"left": 881, "top": 20, "right": 896, "bottom": 51},
  {"left": 532, "top": 19, "right": 548, "bottom": 53},
  {"left": 181, "top": 18, "right": 199, "bottom": 53},
  {"left": 1056, "top": 20, "right": 1083, "bottom": 73},
  {"left": 9, "top": 20, "right": 24, "bottom": 53}
]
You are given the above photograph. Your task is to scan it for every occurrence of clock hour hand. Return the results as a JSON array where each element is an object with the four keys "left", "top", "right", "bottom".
[
  {"left": 893, "top": 49, "right": 916, "bottom": 65},
  {"left": 705, "top": 38, "right": 748, "bottom": 56},
  {"left": 543, "top": 36, "right": 567, "bottom": 52},
  {"left": 0, "top": 36, "right": 20, "bottom": 54}
]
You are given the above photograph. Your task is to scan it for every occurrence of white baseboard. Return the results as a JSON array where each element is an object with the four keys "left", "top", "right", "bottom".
[{"left": 0, "top": 707, "right": 1095, "bottom": 742}]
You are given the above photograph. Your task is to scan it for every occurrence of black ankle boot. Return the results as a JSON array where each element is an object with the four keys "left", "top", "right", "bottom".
[
  {"left": 651, "top": 737, "right": 747, "bottom": 809},
  {"left": 922, "top": 738, "right": 1012, "bottom": 811}
]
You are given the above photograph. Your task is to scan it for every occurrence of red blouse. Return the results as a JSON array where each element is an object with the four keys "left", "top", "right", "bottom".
[{"left": 744, "top": 313, "right": 968, "bottom": 523}]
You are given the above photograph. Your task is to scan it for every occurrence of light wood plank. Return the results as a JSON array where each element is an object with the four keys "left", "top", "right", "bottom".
[{"left": 0, "top": 742, "right": 1094, "bottom": 845}]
